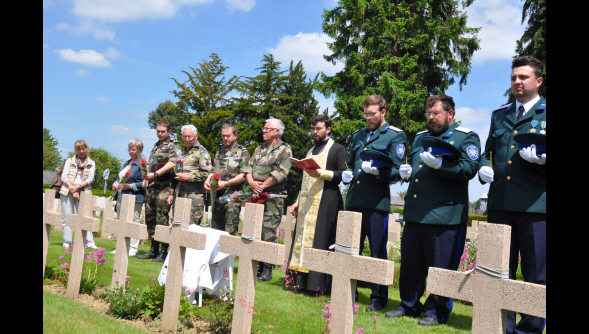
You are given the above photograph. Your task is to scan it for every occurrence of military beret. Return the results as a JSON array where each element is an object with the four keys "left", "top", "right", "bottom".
[
  {"left": 359, "top": 149, "right": 394, "bottom": 167},
  {"left": 421, "top": 136, "right": 462, "bottom": 160},
  {"left": 514, "top": 132, "right": 546, "bottom": 153}
]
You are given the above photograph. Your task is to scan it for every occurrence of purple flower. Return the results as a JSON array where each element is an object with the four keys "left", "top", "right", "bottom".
[
  {"left": 59, "top": 256, "right": 64, "bottom": 261},
  {"left": 63, "top": 262, "right": 69, "bottom": 269},
  {"left": 64, "top": 250, "right": 69, "bottom": 255},
  {"left": 126, "top": 275, "right": 130, "bottom": 280}
]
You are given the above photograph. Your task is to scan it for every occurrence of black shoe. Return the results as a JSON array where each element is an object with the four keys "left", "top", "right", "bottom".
[
  {"left": 257, "top": 262, "right": 264, "bottom": 277},
  {"left": 418, "top": 316, "right": 439, "bottom": 327},
  {"left": 153, "top": 243, "right": 168, "bottom": 263},
  {"left": 258, "top": 263, "right": 273, "bottom": 282},
  {"left": 385, "top": 309, "right": 407, "bottom": 318},
  {"left": 366, "top": 301, "right": 384, "bottom": 312},
  {"left": 137, "top": 241, "right": 159, "bottom": 260}
]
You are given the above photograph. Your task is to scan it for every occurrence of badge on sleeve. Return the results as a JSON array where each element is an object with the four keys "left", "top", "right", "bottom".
[
  {"left": 396, "top": 144, "right": 405, "bottom": 157},
  {"left": 467, "top": 146, "right": 479, "bottom": 160}
]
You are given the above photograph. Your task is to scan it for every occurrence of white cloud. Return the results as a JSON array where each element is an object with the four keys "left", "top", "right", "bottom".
[
  {"left": 43, "top": 0, "right": 54, "bottom": 9},
  {"left": 43, "top": 29, "right": 50, "bottom": 50},
  {"left": 316, "top": 95, "right": 335, "bottom": 116},
  {"left": 43, "top": 117, "right": 48, "bottom": 123},
  {"left": 267, "top": 32, "right": 343, "bottom": 75},
  {"left": 56, "top": 19, "right": 116, "bottom": 41},
  {"left": 111, "top": 110, "right": 148, "bottom": 118},
  {"left": 71, "top": 0, "right": 214, "bottom": 22},
  {"left": 466, "top": 0, "right": 526, "bottom": 63},
  {"left": 104, "top": 47, "right": 122, "bottom": 59},
  {"left": 105, "top": 125, "right": 156, "bottom": 142},
  {"left": 55, "top": 49, "right": 111, "bottom": 67},
  {"left": 455, "top": 106, "right": 492, "bottom": 146},
  {"left": 43, "top": 43, "right": 49, "bottom": 50},
  {"left": 130, "top": 39, "right": 140, "bottom": 47},
  {"left": 225, "top": 0, "right": 256, "bottom": 12},
  {"left": 74, "top": 69, "right": 91, "bottom": 76},
  {"left": 96, "top": 95, "right": 111, "bottom": 102}
]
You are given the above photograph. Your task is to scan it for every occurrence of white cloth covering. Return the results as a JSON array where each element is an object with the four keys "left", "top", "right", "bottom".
[{"left": 158, "top": 225, "right": 233, "bottom": 305}]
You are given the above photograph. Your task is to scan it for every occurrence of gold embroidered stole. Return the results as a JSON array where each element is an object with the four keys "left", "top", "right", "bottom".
[{"left": 288, "top": 138, "right": 334, "bottom": 273}]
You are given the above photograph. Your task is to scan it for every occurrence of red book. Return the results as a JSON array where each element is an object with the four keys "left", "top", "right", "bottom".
[{"left": 290, "top": 157, "right": 321, "bottom": 170}]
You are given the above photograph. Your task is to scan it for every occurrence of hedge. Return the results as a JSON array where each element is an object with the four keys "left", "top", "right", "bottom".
[
  {"left": 43, "top": 184, "right": 113, "bottom": 198},
  {"left": 391, "top": 206, "right": 486, "bottom": 227}
]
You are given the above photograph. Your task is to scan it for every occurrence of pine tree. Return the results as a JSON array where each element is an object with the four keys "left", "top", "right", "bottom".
[
  {"left": 147, "top": 100, "right": 181, "bottom": 136},
  {"left": 316, "top": 0, "right": 480, "bottom": 148},
  {"left": 43, "top": 128, "right": 61, "bottom": 170},
  {"left": 169, "top": 53, "right": 240, "bottom": 153}
]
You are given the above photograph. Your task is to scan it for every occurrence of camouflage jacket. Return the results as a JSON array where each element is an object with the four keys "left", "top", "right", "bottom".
[
  {"left": 147, "top": 136, "right": 179, "bottom": 192},
  {"left": 243, "top": 139, "right": 292, "bottom": 194},
  {"left": 213, "top": 142, "right": 251, "bottom": 193},
  {"left": 179, "top": 140, "right": 212, "bottom": 193}
]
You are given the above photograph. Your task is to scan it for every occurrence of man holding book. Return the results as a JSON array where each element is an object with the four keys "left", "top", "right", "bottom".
[{"left": 288, "top": 114, "right": 348, "bottom": 296}]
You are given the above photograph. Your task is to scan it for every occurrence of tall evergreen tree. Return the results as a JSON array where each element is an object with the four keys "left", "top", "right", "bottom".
[
  {"left": 316, "top": 0, "right": 480, "bottom": 149},
  {"left": 233, "top": 55, "right": 321, "bottom": 205},
  {"left": 506, "top": 0, "right": 546, "bottom": 102},
  {"left": 43, "top": 128, "right": 61, "bottom": 170},
  {"left": 147, "top": 100, "right": 181, "bottom": 137},
  {"left": 169, "top": 53, "right": 240, "bottom": 153}
]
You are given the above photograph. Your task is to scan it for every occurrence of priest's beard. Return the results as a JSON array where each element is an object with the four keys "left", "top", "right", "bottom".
[
  {"left": 426, "top": 117, "right": 452, "bottom": 137},
  {"left": 313, "top": 134, "right": 328, "bottom": 146}
]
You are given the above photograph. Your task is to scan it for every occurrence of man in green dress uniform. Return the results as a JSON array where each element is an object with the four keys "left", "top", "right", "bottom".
[
  {"left": 342, "top": 95, "right": 406, "bottom": 312},
  {"left": 478, "top": 56, "right": 546, "bottom": 334},
  {"left": 386, "top": 95, "right": 480, "bottom": 326}
]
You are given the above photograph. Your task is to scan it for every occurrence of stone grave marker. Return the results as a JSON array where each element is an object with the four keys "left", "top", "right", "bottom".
[
  {"left": 387, "top": 213, "right": 402, "bottom": 257},
  {"left": 278, "top": 212, "right": 296, "bottom": 268},
  {"left": 64, "top": 190, "right": 100, "bottom": 299},
  {"left": 466, "top": 220, "right": 480, "bottom": 241},
  {"left": 91, "top": 195, "right": 102, "bottom": 216},
  {"left": 43, "top": 190, "right": 62, "bottom": 279},
  {"left": 426, "top": 223, "right": 546, "bottom": 333},
  {"left": 100, "top": 197, "right": 117, "bottom": 239},
  {"left": 218, "top": 203, "right": 285, "bottom": 334},
  {"left": 54, "top": 198, "right": 64, "bottom": 232},
  {"left": 301, "top": 211, "right": 396, "bottom": 333},
  {"left": 153, "top": 197, "right": 207, "bottom": 334},
  {"left": 102, "top": 194, "right": 149, "bottom": 288}
]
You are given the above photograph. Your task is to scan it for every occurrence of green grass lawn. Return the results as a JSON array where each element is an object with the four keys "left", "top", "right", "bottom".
[
  {"left": 44, "top": 220, "right": 545, "bottom": 333},
  {"left": 43, "top": 291, "right": 148, "bottom": 334}
]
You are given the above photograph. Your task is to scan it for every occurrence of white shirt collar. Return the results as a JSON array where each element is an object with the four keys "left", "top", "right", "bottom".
[{"left": 516, "top": 95, "right": 540, "bottom": 113}]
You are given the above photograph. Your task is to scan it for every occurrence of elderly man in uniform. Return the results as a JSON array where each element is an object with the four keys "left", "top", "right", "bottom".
[
  {"left": 204, "top": 124, "right": 250, "bottom": 235},
  {"left": 386, "top": 95, "right": 481, "bottom": 327},
  {"left": 244, "top": 118, "right": 292, "bottom": 282},
  {"left": 138, "top": 120, "right": 178, "bottom": 262},
  {"left": 174, "top": 124, "right": 212, "bottom": 232},
  {"left": 342, "top": 95, "right": 406, "bottom": 312},
  {"left": 478, "top": 56, "right": 546, "bottom": 334}
]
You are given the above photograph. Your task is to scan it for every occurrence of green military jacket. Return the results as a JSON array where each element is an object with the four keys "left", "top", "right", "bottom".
[
  {"left": 243, "top": 139, "right": 292, "bottom": 194},
  {"left": 179, "top": 141, "right": 212, "bottom": 193},
  {"left": 404, "top": 122, "right": 481, "bottom": 225},
  {"left": 212, "top": 143, "right": 251, "bottom": 194},
  {"left": 147, "top": 136, "right": 179, "bottom": 193},
  {"left": 479, "top": 97, "right": 546, "bottom": 213},
  {"left": 345, "top": 122, "right": 407, "bottom": 212}
]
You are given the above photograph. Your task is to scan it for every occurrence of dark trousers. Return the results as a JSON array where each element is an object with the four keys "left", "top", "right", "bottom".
[
  {"left": 488, "top": 210, "right": 546, "bottom": 334},
  {"left": 397, "top": 222, "right": 466, "bottom": 323},
  {"left": 347, "top": 208, "right": 389, "bottom": 307}
]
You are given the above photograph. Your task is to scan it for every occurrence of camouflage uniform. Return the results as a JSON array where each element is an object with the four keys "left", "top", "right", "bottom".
[
  {"left": 145, "top": 136, "right": 179, "bottom": 239},
  {"left": 211, "top": 143, "right": 251, "bottom": 235},
  {"left": 243, "top": 139, "right": 292, "bottom": 243},
  {"left": 177, "top": 140, "right": 212, "bottom": 225}
]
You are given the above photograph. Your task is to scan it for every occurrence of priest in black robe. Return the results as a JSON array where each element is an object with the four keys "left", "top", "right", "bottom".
[{"left": 287, "top": 114, "right": 348, "bottom": 296}]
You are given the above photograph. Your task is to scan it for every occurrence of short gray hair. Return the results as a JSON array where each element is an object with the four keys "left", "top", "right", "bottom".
[
  {"left": 128, "top": 139, "right": 144, "bottom": 153},
  {"left": 265, "top": 118, "right": 285, "bottom": 137},
  {"left": 181, "top": 124, "right": 197, "bottom": 137}
]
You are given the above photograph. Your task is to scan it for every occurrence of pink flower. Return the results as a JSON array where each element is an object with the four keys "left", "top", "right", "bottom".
[
  {"left": 59, "top": 256, "right": 64, "bottom": 261},
  {"left": 125, "top": 276, "right": 130, "bottom": 280},
  {"left": 63, "top": 262, "right": 69, "bottom": 269},
  {"left": 64, "top": 250, "right": 69, "bottom": 255}
]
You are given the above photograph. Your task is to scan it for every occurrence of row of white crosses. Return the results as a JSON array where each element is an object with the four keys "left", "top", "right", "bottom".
[{"left": 43, "top": 190, "right": 546, "bottom": 333}]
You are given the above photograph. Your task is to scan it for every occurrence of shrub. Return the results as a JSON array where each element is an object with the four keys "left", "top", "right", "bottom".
[
  {"left": 140, "top": 282, "right": 166, "bottom": 319},
  {"left": 390, "top": 207, "right": 404, "bottom": 215},
  {"left": 467, "top": 214, "right": 487, "bottom": 227},
  {"left": 105, "top": 286, "right": 144, "bottom": 320},
  {"left": 203, "top": 290, "right": 234, "bottom": 333}
]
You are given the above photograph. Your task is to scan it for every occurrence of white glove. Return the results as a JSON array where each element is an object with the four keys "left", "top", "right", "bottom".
[
  {"left": 342, "top": 171, "right": 353, "bottom": 183},
  {"left": 361, "top": 160, "right": 379, "bottom": 175},
  {"left": 420, "top": 151, "right": 442, "bottom": 169},
  {"left": 519, "top": 146, "right": 546, "bottom": 165},
  {"left": 479, "top": 166, "right": 494, "bottom": 183},
  {"left": 399, "top": 164, "right": 412, "bottom": 180}
]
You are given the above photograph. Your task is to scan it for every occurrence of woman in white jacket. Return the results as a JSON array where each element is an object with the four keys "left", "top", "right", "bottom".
[{"left": 59, "top": 139, "right": 97, "bottom": 249}]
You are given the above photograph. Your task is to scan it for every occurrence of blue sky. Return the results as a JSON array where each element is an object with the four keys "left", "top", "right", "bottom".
[{"left": 43, "top": 0, "right": 528, "bottom": 201}]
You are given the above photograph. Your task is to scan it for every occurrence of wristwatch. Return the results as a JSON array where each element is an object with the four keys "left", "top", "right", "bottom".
[
  {"left": 227, "top": 180, "right": 231, "bottom": 188},
  {"left": 154, "top": 172, "right": 159, "bottom": 178}
]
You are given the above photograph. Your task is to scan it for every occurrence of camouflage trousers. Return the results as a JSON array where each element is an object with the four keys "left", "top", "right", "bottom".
[
  {"left": 145, "top": 186, "right": 171, "bottom": 239},
  {"left": 262, "top": 197, "right": 284, "bottom": 243},
  {"left": 177, "top": 190, "right": 205, "bottom": 226},
  {"left": 211, "top": 190, "right": 241, "bottom": 236}
]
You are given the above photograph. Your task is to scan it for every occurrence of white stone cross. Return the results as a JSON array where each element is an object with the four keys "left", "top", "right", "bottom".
[
  {"left": 218, "top": 203, "right": 285, "bottom": 334},
  {"left": 43, "top": 190, "right": 62, "bottom": 279},
  {"left": 301, "top": 211, "right": 395, "bottom": 333},
  {"left": 153, "top": 197, "right": 207, "bottom": 334},
  {"left": 278, "top": 212, "right": 296, "bottom": 269},
  {"left": 92, "top": 195, "right": 102, "bottom": 216},
  {"left": 426, "top": 223, "right": 546, "bottom": 333},
  {"left": 65, "top": 190, "right": 100, "bottom": 299},
  {"left": 102, "top": 194, "right": 148, "bottom": 288},
  {"left": 466, "top": 220, "right": 480, "bottom": 241},
  {"left": 100, "top": 197, "right": 117, "bottom": 239}
]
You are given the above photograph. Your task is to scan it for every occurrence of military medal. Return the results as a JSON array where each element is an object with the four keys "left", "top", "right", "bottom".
[
  {"left": 540, "top": 121, "right": 546, "bottom": 134},
  {"left": 530, "top": 128, "right": 536, "bottom": 133},
  {"left": 530, "top": 120, "right": 539, "bottom": 132}
]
